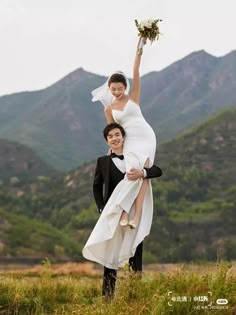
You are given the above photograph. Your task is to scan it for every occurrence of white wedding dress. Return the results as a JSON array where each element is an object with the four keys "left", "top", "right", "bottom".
[{"left": 82, "top": 100, "right": 156, "bottom": 269}]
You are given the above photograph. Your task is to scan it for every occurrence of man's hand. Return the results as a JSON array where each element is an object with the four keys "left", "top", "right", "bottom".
[{"left": 127, "top": 168, "right": 143, "bottom": 181}]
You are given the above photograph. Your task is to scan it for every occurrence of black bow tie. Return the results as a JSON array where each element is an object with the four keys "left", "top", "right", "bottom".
[{"left": 111, "top": 152, "right": 124, "bottom": 160}]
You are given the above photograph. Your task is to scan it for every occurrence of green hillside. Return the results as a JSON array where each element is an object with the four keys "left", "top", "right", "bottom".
[
  {"left": 0, "top": 209, "right": 82, "bottom": 261},
  {"left": 0, "top": 108, "right": 235, "bottom": 262},
  {"left": 0, "top": 139, "right": 57, "bottom": 181},
  {"left": 150, "top": 107, "right": 236, "bottom": 261}
]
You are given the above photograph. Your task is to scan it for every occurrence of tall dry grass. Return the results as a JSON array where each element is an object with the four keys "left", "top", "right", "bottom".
[{"left": 0, "top": 261, "right": 235, "bottom": 314}]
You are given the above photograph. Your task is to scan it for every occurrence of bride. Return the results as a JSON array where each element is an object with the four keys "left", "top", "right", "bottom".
[{"left": 82, "top": 37, "right": 157, "bottom": 269}]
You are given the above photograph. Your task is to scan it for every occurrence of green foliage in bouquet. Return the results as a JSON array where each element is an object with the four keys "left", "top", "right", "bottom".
[{"left": 135, "top": 19, "right": 162, "bottom": 42}]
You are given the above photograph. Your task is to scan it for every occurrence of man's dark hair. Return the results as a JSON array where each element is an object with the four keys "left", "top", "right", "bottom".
[
  {"left": 103, "top": 123, "right": 126, "bottom": 140},
  {"left": 108, "top": 73, "right": 127, "bottom": 88}
]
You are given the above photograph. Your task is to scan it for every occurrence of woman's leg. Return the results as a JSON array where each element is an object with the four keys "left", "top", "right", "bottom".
[{"left": 129, "top": 159, "right": 149, "bottom": 229}]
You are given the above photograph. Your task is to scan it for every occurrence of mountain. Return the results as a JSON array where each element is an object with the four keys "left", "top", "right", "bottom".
[
  {"left": 150, "top": 107, "right": 236, "bottom": 261},
  {"left": 141, "top": 50, "right": 236, "bottom": 139},
  {"left": 0, "top": 139, "right": 57, "bottom": 182},
  {"left": 0, "top": 68, "right": 106, "bottom": 170},
  {"left": 0, "top": 51, "right": 236, "bottom": 170},
  {"left": 0, "top": 107, "right": 235, "bottom": 262}
]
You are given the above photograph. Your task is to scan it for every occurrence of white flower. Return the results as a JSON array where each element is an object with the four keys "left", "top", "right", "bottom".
[
  {"left": 139, "top": 20, "right": 151, "bottom": 29},
  {"left": 141, "top": 19, "right": 152, "bottom": 29},
  {"left": 139, "top": 21, "right": 145, "bottom": 30},
  {"left": 148, "top": 19, "right": 155, "bottom": 24}
]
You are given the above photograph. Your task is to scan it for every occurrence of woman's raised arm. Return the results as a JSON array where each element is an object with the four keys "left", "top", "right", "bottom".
[{"left": 130, "top": 37, "right": 146, "bottom": 105}]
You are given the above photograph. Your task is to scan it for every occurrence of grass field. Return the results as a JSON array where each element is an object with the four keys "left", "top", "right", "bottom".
[{"left": 0, "top": 260, "right": 235, "bottom": 315}]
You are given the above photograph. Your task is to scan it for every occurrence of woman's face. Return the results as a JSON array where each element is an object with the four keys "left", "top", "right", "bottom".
[{"left": 109, "top": 82, "right": 126, "bottom": 100}]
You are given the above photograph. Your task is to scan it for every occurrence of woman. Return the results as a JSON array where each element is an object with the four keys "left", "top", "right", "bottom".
[{"left": 82, "top": 37, "right": 156, "bottom": 269}]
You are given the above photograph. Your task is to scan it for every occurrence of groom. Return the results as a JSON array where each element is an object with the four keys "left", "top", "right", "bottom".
[{"left": 93, "top": 123, "right": 162, "bottom": 299}]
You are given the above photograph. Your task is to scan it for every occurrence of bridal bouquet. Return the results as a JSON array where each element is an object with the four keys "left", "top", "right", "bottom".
[{"left": 135, "top": 18, "right": 162, "bottom": 43}]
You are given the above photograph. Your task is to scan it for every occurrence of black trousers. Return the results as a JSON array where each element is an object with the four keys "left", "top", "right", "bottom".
[{"left": 102, "top": 242, "right": 143, "bottom": 298}]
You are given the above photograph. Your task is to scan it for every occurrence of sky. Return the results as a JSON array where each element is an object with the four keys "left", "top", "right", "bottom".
[{"left": 0, "top": 0, "right": 235, "bottom": 96}]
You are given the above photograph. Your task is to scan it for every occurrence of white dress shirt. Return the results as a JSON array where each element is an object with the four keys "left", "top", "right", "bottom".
[
  {"left": 111, "top": 157, "right": 126, "bottom": 173},
  {"left": 111, "top": 156, "right": 146, "bottom": 177}
]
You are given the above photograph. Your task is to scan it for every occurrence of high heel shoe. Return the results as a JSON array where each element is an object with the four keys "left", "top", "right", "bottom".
[
  {"left": 120, "top": 219, "right": 128, "bottom": 227},
  {"left": 128, "top": 220, "right": 137, "bottom": 229},
  {"left": 120, "top": 210, "right": 128, "bottom": 227}
]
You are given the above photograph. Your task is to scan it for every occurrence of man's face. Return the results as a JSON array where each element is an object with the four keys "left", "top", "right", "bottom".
[{"left": 106, "top": 128, "right": 125, "bottom": 150}]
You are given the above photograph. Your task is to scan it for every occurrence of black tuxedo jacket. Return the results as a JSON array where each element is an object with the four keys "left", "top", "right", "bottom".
[{"left": 93, "top": 155, "right": 162, "bottom": 212}]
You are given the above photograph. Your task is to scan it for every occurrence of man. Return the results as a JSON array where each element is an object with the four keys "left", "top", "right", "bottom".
[{"left": 93, "top": 123, "right": 162, "bottom": 299}]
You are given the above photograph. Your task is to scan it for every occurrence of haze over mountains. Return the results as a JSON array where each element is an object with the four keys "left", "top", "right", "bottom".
[{"left": 0, "top": 50, "right": 236, "bottom": 170}]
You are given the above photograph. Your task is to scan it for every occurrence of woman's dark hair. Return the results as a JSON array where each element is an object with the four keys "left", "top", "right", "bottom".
[
  {"left": 108, "top": 73, "right": 127, "bottom": 88},
  {"left": 103, "top": 123, "right": 126, "bottom": 140}
]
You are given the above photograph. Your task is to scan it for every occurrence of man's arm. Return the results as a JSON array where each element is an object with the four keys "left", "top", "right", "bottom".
[
  {"left": 127, "top": 164, "right": 162, "bottom": 180},
  {"left": 93, "top": 158, "right": 105, "bottom": 212},
  {"left": 144, "top": 164, "right": 162, "bottom": 178}
]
